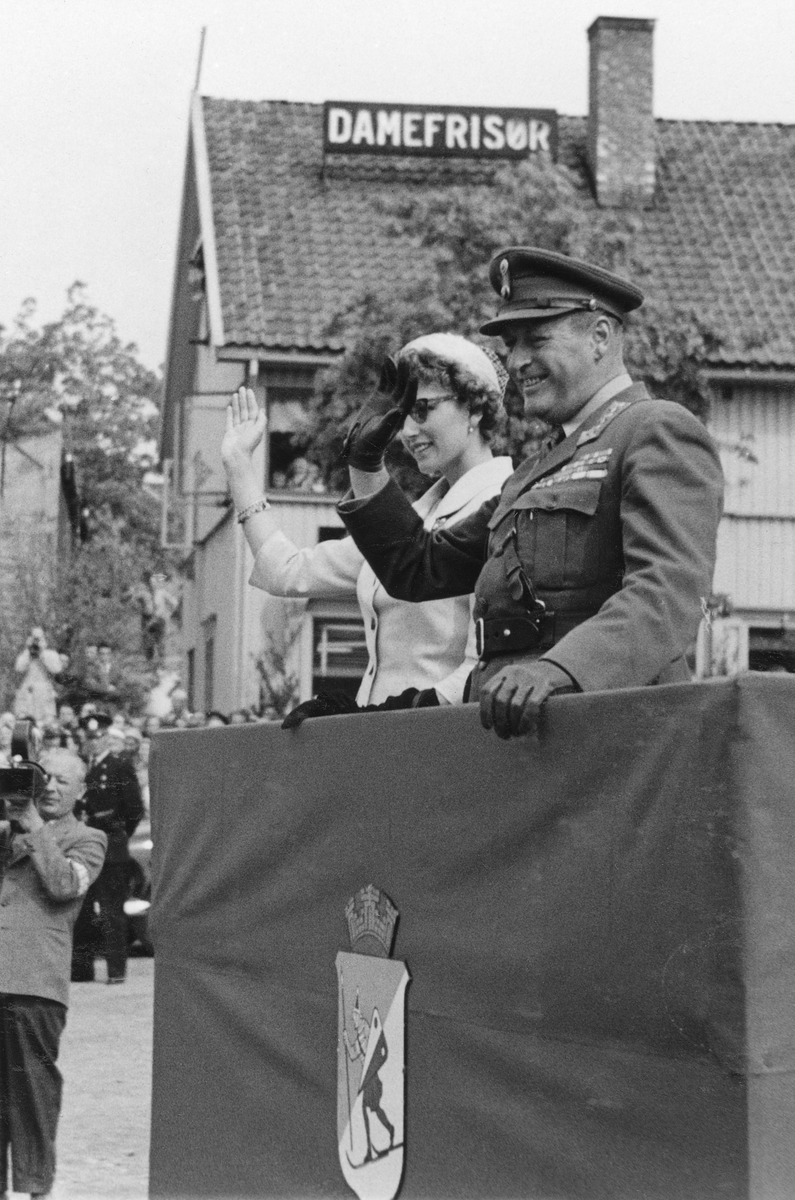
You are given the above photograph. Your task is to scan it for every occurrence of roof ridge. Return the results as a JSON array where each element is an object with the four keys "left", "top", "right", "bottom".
[{"left": 200, "top": 96, "right": 795, "bottom": 132}]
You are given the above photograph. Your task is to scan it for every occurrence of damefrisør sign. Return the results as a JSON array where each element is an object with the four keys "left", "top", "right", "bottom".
[{"left": 324, "top": 101, "right": 558, "bottom": 159}]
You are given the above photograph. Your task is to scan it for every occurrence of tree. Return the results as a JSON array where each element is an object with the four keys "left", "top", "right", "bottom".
[
  {"left": 252, "top": 611, "right": 303, "bottom": 719},
  {"left": 0, "top": 285, "right": 169, "bottom": 712},
  {"left": 303, "top": 157, "right": 729, "bottom": 493}
]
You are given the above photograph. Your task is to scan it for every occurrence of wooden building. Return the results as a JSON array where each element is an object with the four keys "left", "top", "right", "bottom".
[{"left": 160, "top": 15, "right": 795, "bottom": 715}]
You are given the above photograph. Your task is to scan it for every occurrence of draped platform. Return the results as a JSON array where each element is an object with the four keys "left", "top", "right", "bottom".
[{"left": 147, "top": 675, "right": 795, "bottom": 1199}]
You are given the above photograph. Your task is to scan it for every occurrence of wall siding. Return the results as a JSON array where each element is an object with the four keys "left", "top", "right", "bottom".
[{"left": 710, "top": 386, "right": 795, "bottom": 615}]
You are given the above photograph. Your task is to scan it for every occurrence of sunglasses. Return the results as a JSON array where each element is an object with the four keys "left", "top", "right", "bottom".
[{"left": 406, "top": 394, "right": 456, "bottom": 424}]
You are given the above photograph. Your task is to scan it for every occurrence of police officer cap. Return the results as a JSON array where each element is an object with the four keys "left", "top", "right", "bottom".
[
  {"left": 78, "top": 710, "right": 112, "bottom": 733},
  {"left": 480, "top": 246, "right": 644, "bottom": 335}
]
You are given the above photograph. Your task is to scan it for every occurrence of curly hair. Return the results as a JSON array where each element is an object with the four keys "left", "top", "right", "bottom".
[{"left": 397, "top": 333, "right": 505, "bottom": 444}]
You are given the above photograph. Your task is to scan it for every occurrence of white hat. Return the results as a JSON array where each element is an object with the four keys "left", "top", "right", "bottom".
[{"left": 399, "top": 333, "right": 501, "bottom": 395}]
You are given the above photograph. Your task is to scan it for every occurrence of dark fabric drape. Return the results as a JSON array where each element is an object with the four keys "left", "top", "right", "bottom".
[{"left": 148, "top": 675, "right": 795, "bottom": 1199}]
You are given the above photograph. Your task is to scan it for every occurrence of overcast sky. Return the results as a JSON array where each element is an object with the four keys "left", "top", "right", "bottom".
[{"left": 2, "top": 0, "right": 794, "bottom": 369}]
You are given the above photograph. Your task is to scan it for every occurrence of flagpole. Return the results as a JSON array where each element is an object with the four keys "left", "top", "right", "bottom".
[{"left": 339, "top": 970, "right": 354, "bottom": 1151}]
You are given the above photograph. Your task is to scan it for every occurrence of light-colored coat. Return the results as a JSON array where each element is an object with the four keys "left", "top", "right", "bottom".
[
  {"left": 250, "top": 457, "right": 514, "bottom": 704},
  {"left": 0, "top": 813, "right": 107, "bottom": 1005}
]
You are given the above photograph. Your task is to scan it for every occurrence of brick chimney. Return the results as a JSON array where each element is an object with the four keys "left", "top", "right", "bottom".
[{"left": 587, "top": 16, "right": 656, "bottom": 208}]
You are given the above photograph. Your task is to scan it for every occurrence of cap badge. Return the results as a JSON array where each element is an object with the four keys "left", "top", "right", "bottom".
[{"left": 499, "top": 258, "right": 511, "bottom": 300}]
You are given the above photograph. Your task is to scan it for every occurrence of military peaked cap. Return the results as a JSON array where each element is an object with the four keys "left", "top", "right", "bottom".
[{"left": 480, "top": 246, "right": 644, "bottom": 334}]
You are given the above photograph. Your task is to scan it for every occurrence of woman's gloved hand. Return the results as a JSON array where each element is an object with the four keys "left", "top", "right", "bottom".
[
  {"left": 281, "top": 690, "right": 359, "bottom": 729},
  {"left": 340, "top": 357, "right": 418, "bottom": 472},
  {"left": 281, "top": 686, "right": 439, "bottom": 729}
]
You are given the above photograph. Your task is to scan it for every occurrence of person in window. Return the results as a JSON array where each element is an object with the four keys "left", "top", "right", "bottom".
[{"left": 220, "top": 334, "right": 514, "bottom": 707}]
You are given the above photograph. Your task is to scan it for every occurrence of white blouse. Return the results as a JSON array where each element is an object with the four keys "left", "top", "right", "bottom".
[{"left": 249, "top": 457, "right": 514, "bottom": 705}]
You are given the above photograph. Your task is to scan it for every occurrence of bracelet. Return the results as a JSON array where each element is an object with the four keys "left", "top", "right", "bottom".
[{"left": 236, "top": 498, "right": 270, "bottom": 524}]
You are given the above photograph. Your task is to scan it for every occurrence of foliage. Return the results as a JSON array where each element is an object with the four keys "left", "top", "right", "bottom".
[
  {"left": 0, "top": 283, "right": 162, "bottom": 543},
  {"left": 0, "top": 285, "right": 169, "bottom": 711},
  {"left": 303, "top": 157, "right": 726, "bottom": 492},
  {"left": 252, "top": 608, "right": 303, "bottom": 717},
  {"left": 0, "top": 534, "right": 59, "bottom": 711}
]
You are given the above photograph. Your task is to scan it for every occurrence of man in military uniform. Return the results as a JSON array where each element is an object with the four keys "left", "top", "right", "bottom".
[
  {"left": 335, "top": 247, "right": 724, "bottom": 738},
  {"left": 71, "top": 712, "right": 143, "bottom": 983}
]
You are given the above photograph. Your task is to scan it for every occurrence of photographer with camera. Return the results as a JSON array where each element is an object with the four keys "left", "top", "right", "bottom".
[
  {"left": 13, "top": 629, "right": 63, "bottom": 727},
  {"left": 0, "top": 742, "right": 107, "bottom": 1199}
]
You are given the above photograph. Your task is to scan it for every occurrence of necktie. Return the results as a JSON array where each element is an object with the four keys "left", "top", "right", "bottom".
[{"left": 538, "top": 424, "right": 566, "bottom": 459}]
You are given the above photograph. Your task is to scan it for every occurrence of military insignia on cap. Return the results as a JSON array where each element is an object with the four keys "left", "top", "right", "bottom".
[
  {"left": 499, "top": 258, "right": 511, "bottom": 300},
  {"left": 337, "top": 885, "right": 409, "bottom": 1199},
  {"left": 87, "top": 718, "right": 99, "bottom": 732}
]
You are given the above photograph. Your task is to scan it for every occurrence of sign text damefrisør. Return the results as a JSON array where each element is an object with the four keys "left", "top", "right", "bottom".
[{"left": 324, "top": 102, "right": 558, "bottom": 159}]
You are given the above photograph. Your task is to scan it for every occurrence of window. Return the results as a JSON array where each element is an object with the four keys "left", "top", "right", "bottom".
[
  {"left": 749, "top": 626, "right": 795, "bottom": 673},
  {"left": 266, "top": 364, "right": 326, "bottom": 493},
  {"left": 312, "top": 617, "right": 368, "bottom": 699}
]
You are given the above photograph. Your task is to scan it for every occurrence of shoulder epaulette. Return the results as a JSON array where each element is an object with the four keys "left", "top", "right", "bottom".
[{"left": 577, "top": 398, "right": 633, "bottom": 446}]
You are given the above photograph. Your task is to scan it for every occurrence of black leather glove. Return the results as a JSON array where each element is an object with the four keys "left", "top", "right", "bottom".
[
  {"left": 282, "top": 686, "right": 439, "bottom": 729},
  {"left": 282, "top": 690, "right": 359, "bottom": 729},
  {"left": 479, "top": 661, "right": 578, "bottom": 740},
  {"left": 340, "top": 356, "right": 418, "bottom": 472},
  {"left": 366, "top": 687, "right": 440, "bottom": 712}
]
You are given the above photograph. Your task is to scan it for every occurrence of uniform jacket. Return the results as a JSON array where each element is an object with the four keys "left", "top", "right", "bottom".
[
  {"left": 339, "top": 385, "right": 724, "bottom": 693},
  {"left": 0, "top": 813, "right": 107, "bottom": 1005},
  {"left": 84, "top": 751, "right": 144, "bottom": 864},
  {"left": 249, "top": 456, "right": 514, "bottom": 704}
]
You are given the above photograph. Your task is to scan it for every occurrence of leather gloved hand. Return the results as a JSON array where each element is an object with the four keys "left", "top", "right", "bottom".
[
  {"left": 282, "top": 690, "right": 359, "bottom": 729},
  {"left": 367, "top": 687, "right": 439, "bottom": 712},
  {"left": 340, "top": 356, "right": 418, "bottom": 472},
  {"left": 282, "top": 686, "right": 440, "bottom": 729},
  {"left": 479, "top": 661, "right": 578, "bottom": 740}
]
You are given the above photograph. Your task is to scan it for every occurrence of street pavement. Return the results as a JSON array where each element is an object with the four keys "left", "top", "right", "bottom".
[{"left": 10, "top": 956, "right": 154, "bottom": 1199}]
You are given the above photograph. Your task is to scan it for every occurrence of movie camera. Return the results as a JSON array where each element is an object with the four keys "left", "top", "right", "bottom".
[{"left": 0, "top": 720, "right": 48, "bottom": 828}]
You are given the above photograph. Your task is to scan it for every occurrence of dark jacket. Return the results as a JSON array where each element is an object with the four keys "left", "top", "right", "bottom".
[
  {"left": 0, "top": 813, "right": 107, "bottom": 1005},
  {"left": 84, "top": 751, "right": 144, "bottom": 864},
  {"left": 339, "top": 386, "right": 724, "bottom": 694}
]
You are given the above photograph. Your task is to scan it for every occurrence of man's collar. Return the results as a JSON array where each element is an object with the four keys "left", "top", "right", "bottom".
[
  {"left": 91, "top": 748, "right": 111, "bottom": 766},
  {"left": 562, "top": 372, "right": 633, "bottom": 437}
]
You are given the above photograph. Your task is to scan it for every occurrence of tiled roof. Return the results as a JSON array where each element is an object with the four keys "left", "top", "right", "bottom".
[{"left": 201, "top": 98, "right": 795, "bottom": 368}]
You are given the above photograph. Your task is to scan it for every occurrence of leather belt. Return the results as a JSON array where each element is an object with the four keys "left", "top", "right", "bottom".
[
  {"left": 475, "top": 612, "right": 556, "bottom": 659},
  {"left": 475, "top": 609, "right": 600, "bottom": 660}
]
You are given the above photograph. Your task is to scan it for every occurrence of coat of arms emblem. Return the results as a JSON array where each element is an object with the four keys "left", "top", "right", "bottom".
[{"left": 337, "top": 885, "right": 410, "bottom": 1200}]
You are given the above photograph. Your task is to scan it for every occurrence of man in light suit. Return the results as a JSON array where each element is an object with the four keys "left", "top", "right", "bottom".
[
  {"left": 0, "top": 749, "right": 106, "bottom": 1199},
  {"left": 338, "top": 247, "right": 724, "bottom": 738}
]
